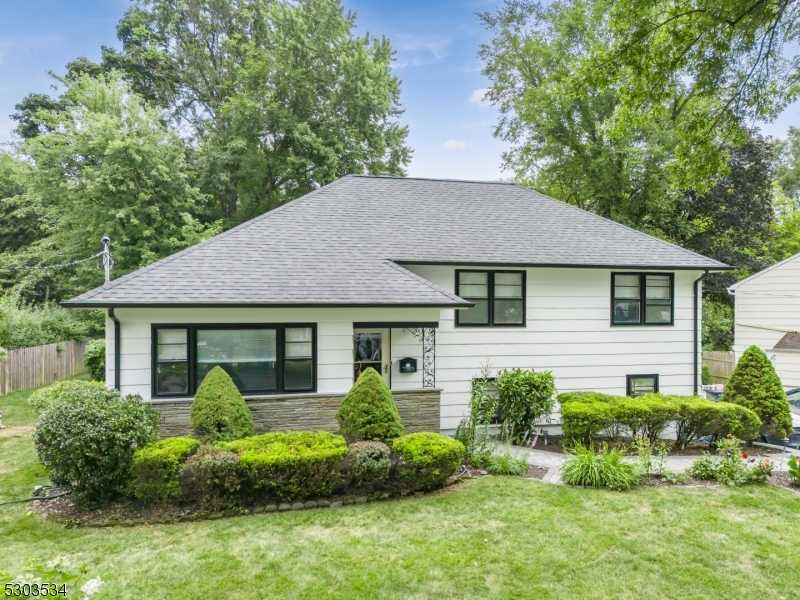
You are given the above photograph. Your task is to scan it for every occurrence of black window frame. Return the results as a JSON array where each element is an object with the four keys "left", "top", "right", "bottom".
[
  {"left": 610, "top": 272, "right": 674, "bottom": 326},
  {"left": 151, "top": 323, "right": 317, "bottom": 398},
  {"left": 626, "top": 374, "right": 659, "bottom": 397},
  {"left": 455, "top": 269, "right": 527, "bottom": 327}
]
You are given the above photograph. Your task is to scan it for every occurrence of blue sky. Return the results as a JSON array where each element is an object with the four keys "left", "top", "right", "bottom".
[{"left": 0, "top": 0, "right": 797, "bottom": 182}]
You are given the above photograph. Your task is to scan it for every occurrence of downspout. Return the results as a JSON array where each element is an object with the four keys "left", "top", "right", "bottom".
[
  {"left": 108, "top": 308, "right": 120, "bottom": 391},
  {"left": 693, "top": 270, "right": 710, "bottom": 395}
]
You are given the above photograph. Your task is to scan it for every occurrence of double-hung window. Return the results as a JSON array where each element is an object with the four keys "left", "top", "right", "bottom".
[
  {"left": 152, "top": 324, "right": 316, "bottom": 397},
  {"left": 611, "top": 273, "right": 673, "bottom": 326},
  {"left": 456, "top": 270, "right": 525, "bottom": 326}
]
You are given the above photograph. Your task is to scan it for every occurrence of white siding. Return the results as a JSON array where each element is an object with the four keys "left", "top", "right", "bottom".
[
  {"left": 403, "top": 266, "right": 701, "bottom": 430},
  {"left": 732, "top": 253, "right": 800, "bottom": 389},
  {"left": 108, "top": 267, "right": 703, "bottom": 431},
  {"left": 110, "top": 306, "right": 440, "bottom": 400}
]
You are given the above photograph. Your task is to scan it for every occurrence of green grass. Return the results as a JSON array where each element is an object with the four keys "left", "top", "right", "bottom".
[
  {"left": 0, "top": 374, "right": 89, "bottom": 427},
  {"left": 1, "top": 431, "right": 799, "bottom": 599},
  {"left": 2, "top": 381, "right": 798, "bottom": 598}
]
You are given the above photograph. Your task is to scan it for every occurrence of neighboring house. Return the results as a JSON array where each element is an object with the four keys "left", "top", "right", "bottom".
[
  {"left": 729, "top": 251, "right": 800, "bottom": 390},
  {"left": 63, "top": 176, "right": 729, "bottom": 436}
]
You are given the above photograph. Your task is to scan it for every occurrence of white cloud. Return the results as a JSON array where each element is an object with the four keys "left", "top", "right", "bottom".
[
  {"left": 392, "top": 34, "right": 450, "bottom": 68},
  {"left": 442, "top": 140, "right": 473, "bottom": 150},
  {"left": 468, "top": 88, "right": 491, "bottom": 107}
]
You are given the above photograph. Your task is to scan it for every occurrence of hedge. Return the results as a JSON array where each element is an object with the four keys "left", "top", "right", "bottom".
[
  {"left": 130, "top": 436, "right": 201, "bottom": 501},
  {"left": 218, "top": 431, "right": 348, "bottom": 501},
  {"left": 559, "top": 392, "right": 761, "bottom": 445},
  {"left": 391, "top": 432, "right": 465, "bottom": 491}
]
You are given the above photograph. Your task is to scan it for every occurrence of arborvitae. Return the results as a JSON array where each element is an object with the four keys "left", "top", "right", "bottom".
[
  {"left": 720, "top": 345, "right": 793, "bottom": 438},
  {"left": 336, "top": 368, "right": 404, "bottom": 442},
  {"left": 190, "top": 366, "right": 255, "bottom": 442}
]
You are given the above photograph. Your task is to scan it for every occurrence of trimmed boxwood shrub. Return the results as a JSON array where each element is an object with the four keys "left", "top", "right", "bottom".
[
  {"left": 218, "top": 431, "right": 348, "bottom": 501},
  {"left": 392, "top": 432, "right": 465, "bottom": 491},
  {"left": 190, "top": 366, "right": 255, "bottom": 443},
  {"left": 28, "top": 379, "right": 111, "bottom": 414},
  {"left": 342, "top": 441, "right": 392, "bottom": 489},
  {"left": 614, "top": 395, "right": 677, "bottom": 443},
  {"left": 130, "top": 436, "right": 201, "bottom": 501},
  {"left": 33, "top": 392, "right": 159, "bottom": 503},
  {"left": 336, "top": 368, "right": 403, "bottom": 442},
  {"left": 561, "top": 401, "right": 615, "bottom": 442},
  {"left": 83, "top": 338, "right": 106, "bottom": 381},
  {"left": 720, "top": 345, "right": 793, "bottom": 438},
  {"left": 179, "top": 445, "right": 243, "bottom": 510}
]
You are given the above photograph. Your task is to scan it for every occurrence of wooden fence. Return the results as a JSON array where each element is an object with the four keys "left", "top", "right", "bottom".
[
  {"left": 0, "top": 339, "right": 88, "bottom": 395},
  {"left": 702, "top": 350, "right": 735, "bottom": 384}
]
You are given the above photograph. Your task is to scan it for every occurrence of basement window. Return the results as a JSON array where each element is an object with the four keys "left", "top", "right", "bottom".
[{"left": 627, "top": 374, "right": 659, "bottom": 397}]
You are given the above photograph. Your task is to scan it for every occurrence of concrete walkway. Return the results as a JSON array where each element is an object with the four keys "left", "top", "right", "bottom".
[{"left": 499, "top": 442, "right": 798, "bottom": 486}]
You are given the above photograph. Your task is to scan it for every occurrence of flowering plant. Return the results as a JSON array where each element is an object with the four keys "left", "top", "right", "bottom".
[{"left": 788, "top": 455, "right": 800, "bottom": 486}]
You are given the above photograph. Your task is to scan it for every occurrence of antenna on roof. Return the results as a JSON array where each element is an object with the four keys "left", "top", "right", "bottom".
[
  {"left": 378, "top": 171, "right": 391, "bottom": 176},
  {"left": 101, "top": 236, "right": 114, "bottom": 283}
]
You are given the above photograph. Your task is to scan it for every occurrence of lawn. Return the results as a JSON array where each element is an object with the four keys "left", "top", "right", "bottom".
[{"left": 2, "top": 384, "right": 799, "bottom": 599}]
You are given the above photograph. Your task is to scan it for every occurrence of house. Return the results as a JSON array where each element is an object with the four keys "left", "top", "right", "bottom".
[
  {"left": 729, "top": 251, "right": 800, "bottom": 390},
  {"left": 63, "top": 175, "right": 730, "bottom": 436}
]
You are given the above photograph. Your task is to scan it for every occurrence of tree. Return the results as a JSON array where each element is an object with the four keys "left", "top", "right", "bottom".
[
  {"left": 478, "top": 0, "right": 678, "bottom": 233},
  {"left": 772, "top": 127, "right": 800, "bottom": 260},
  {"left": 721, "top": 345, "right": 793, "bottom": 438},
  {"left": 2, "top": 74, "right": 217, "bottom": 301},
  {"left": 0, "top": 154, "right": 39, "bottom": 255},
  {"left": 97, "top": 0, "right": 411, "bottom": 223},
  {"left": 581, "top": 0, "right": 800, "bottom": 191}
]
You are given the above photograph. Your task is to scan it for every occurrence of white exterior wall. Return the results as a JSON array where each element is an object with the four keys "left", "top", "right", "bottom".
[
  {"left": 732, "top": 253, "right": 800, "bottom": 389},
  {"left": 106, "top": 306, "right": 440, "bottom": 400},
  {"left": 106, "top": 267, "right": 703, "bottom": 432},
  {"left": 406, "top": 266, "right": 702, "bottom": 431}
]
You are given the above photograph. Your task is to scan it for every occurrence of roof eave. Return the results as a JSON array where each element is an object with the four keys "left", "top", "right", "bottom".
[
  {"left": 394, "top": 260, "right": 734, "bottom": 271},
  {"left": 60, "top": 300, "right": 473, "bottom": 309}
]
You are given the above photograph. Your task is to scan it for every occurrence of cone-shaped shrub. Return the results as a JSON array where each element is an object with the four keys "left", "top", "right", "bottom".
[
  {"left": 721, "top": 345, "right": 793, "bottom": 438},
  {"left": 336, "top": 367, "right": 403, "bottom": 442},
  {"left": 190, "top": 366, "right": 255, "bottom": 443}
]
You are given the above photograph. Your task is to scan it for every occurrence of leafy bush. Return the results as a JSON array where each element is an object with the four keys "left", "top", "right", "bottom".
[
  {"left": 0, "top": 293, "right": 102, "bottom": 350},
  {"left": 33, "top": 391, "right": 159, "bottom": 503},
  {"left": 219, "top": 431, "right": 348, "bottom": 501},
  {"left": 485, "top": 449, "right": 529, "bottom": 476},
  {"left": 495, "top": 368, "right": 556, "bottom": 443},
  {"left": 686, "top": 435, "right": 774, "bottom": 485},
  {"left": 28, "top": 379, "right": 110, "bottom": 414},
  {"left": 179, "top": 445, "right": 243, "bottom": 509},
  {"left": 83, "top": 339, "right": 106, "bottom": 381},
  {"left": 560, "top": 443, "right": 641, "bottom": 491},
  {"left": 392, "top": 432, "right": 465, "bottom": 491},
  {"left": 721, "top": 345, "right": 793, "bottom": 437},
  {"left": 701, "top": 364, "right": 712, "bottom": 385},
  {"left": 130, "top": 436, "right": 201, "bottom": 501},
  {"left": 342, "top": 441, "right": 392, "bottom": 488},
  {"left": 455, "top": 363, "right": 498, "bottom": 466},
  {"left": 702, "top": 298, "right": 734, "bottom": 351},
  {"left": 190, "top": 366, "right": 255, "bottom": 443},
  {"left": 561, "top": 400, "right": 615, "bottom": 442},
  {"left": 336, "top": 367, "right": 403, "bottom": 442},
  {"left": 614, "top": 395, "right": 677, "bottom": 443},
  {"left": 788, "top": 455, "right": 800, "bottom": 487}
]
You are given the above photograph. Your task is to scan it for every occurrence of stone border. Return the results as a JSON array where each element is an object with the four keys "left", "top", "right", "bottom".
[{"left": 60, "top": 488, "right": 451, "bottom": 529}]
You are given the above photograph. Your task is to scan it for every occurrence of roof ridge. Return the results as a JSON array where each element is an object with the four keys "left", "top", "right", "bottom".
[
  {"left": 351, "top": 174, "right": 515, "bottom": 185},
  {"left": 514, "top": 184, "right": 729, "bottom": 268},
  {"left": 72, "top": 177, "right": 353, "bottom": 301}
]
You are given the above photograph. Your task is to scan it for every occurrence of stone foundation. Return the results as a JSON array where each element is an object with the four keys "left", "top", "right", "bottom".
[{"left": 149, "top": 389, "right": 441, "bottom": 438}]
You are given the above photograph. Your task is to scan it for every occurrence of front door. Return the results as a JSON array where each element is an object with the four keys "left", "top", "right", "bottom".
[{"left": 353, "top": 329, "right": 390, "bottom": 385}]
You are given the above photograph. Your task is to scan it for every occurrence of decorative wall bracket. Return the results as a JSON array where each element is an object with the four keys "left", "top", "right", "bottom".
[{"left": 401, "top": 327, "right": 435, "bottom": 388}]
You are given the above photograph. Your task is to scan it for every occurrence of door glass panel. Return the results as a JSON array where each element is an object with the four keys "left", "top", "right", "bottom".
[{"left": 354, "top": 333, "right": 382, "bottom": 380}]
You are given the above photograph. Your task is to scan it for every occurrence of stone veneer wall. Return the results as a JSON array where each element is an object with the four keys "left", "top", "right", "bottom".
[{"left": 150, "top": 389, "right": 441, "bottom": 438}]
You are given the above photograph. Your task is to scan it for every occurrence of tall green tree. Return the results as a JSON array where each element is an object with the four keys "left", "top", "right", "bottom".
[
  {"left": 478, "top": 0, "right": 678, "bottom": 232},
  {"left": 582, "top": 0, "right": 800, "bottom": 192},
  {"left": 2, "top": 74, "right": 217, "bottom": 301},
  {"left": 95, "top": 0, "right": 411, "bottom": 223}
]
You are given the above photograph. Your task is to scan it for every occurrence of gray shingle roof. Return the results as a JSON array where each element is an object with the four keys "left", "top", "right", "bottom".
[
  {"left": 64, "top": 175, "right": 730, "bottom": 307},
  {"left": 774, "top": 333, "right": 800, "bottom": 351}
]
